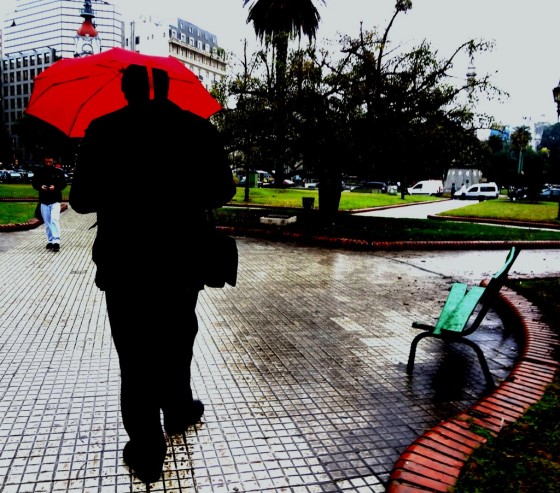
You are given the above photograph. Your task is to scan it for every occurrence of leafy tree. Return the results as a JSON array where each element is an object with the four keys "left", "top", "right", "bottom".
[
  {"left": 323, "top": 5, "right": 503, "bottom": 189},
  {"left": 0, "top": 123, "right": 14, "bottom": 167},
  {"left": 222, "top": 0, "right": 506, "bottom": 216},
  {"left": 11, "top": 114, "right": 77, "bottom": 166}
]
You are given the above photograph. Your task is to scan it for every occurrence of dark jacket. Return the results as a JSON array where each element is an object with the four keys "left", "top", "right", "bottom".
[
  {"left": 32, "top": 165, "right": 67, "bottom": 204},
  {"left": 70, "top": 99, "right": 235, "bottom": 290}
]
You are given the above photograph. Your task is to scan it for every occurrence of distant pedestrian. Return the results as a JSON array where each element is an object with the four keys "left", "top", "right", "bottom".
[
  {"left": 32, "top": 155, "right": 67, "bottom": 252},
  {"left": 451, "top": 183, "right": 456, "bottom": 198}
]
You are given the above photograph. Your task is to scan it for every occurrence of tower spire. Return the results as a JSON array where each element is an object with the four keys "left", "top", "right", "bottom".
[{"left": 74, "top": 0, "right": 101, "bottom": 57}]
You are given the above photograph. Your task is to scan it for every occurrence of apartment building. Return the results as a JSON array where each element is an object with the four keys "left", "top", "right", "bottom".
[{"left": 127, "top": 15, "right": 226, "bottom": 93}]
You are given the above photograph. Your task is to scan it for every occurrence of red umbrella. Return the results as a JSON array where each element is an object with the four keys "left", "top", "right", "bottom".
[{"left": 24, "top": 47, "right": 222, "bottom": 138}]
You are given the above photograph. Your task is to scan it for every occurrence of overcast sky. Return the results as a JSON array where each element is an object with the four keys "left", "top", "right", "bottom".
[{"left": 2, "top": 1, "right": 559, "bottom": 128}]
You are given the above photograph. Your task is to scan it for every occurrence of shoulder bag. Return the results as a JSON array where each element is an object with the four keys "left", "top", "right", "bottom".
[{"left": 202, "top": 210, "right": 238, "bottom": 288}]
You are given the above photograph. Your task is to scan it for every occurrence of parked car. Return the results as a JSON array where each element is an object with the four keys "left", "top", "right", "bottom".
[
  {"left": 407, "top": 180, "right": 444, "bottom": 196},
  {"left": 351, "top": 181, "right": 387, "bottom": 193},
  {"left": 538, "top": 187, "right": 560, "bottom": 202},
  {"left": 0, "top": 169, "right": 22, "bottom": 183},
  {"left": 454, "top": 182, "right": 500, "bottom": 200},
  {"left": 507, "top": 185, "right": 544, "bottom": 201},
  {"left": 15, "top": 168, "right": 34, "bottom": 183}
]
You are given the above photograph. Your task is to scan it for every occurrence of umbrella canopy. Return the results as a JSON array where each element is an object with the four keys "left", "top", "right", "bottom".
[{"left": 24, "top": 47, "right": 222, "bottom": 138}]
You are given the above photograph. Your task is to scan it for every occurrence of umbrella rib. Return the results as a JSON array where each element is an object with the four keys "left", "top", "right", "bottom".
[{"left": 68, "top": 72, "right": 123, "bottom": 135}]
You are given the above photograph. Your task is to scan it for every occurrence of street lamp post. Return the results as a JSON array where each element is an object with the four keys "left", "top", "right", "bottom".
[
  {"left": 552, "top": 81, "right": 560, "bottom": 219},
  {"left": 553, "top": 81, "right": 560, "bottom": 120}
]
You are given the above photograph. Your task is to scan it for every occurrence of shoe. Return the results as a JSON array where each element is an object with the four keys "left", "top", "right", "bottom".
[
  {"left": 164, "top": 400, "right": 205, "bottom": 435},
  {"left": 52, "top": 243, "right": 60, "bottom": 252},
  {"left": 123, "top": 439, "right": 166, "bottom": 484},
  {"left": 46, "top": 243, "right": 53, "bottom": 250}
]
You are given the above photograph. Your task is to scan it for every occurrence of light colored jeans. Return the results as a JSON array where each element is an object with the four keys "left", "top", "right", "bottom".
[{"left": 41, "top": 202, "right": 61, "bottom": 244}]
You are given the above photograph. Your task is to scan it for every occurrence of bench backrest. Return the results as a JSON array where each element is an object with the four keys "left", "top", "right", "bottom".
[{"left": 461, "top": 246, "right": 520, "bottom": 335}]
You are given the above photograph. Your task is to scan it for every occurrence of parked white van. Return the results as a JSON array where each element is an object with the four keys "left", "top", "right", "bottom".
[
  {"left": 454, "top": 182, "right": 500, "bottom": 200},
  {"left": 407, "top": 180, "right": 444, "bottom": 196}
]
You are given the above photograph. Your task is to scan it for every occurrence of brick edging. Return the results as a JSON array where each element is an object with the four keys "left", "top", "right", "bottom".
[{"left": 386, "top": 287, "right": 560, "bottom": 493}]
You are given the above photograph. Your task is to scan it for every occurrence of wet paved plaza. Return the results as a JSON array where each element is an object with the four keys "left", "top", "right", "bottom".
[{"left": 1, "top": 208, "right": 559, "bottom": 492}]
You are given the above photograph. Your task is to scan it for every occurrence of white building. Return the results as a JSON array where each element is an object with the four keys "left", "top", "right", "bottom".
[
  {"left": 2, "top": 0, "right": 123, "bottom": 58},
  {"left": 1, "top": 0, "right": 124, "bottom": 133},
  {"left": 127, "top": 15, "right": 226, "bottom": 93}
]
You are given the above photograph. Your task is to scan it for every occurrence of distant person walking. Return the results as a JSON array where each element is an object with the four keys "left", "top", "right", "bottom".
[
  {"left": 32, "top": 155, "right": 67, "bottom": 252},
  {"left": 70, "top": 65, "right": 235, "bottom": 484}
]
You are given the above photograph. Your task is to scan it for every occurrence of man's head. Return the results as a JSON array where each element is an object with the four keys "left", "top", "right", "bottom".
[
  {"left": 121, "top": 64, "right": 150, "bottom": 105},
  {"left": 44, "top": 157, "right": 54, "bottom": 167}
]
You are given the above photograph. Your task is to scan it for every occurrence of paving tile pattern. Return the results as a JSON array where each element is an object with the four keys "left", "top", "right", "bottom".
[{"left": 0, "top": 208, "right": 555, "bottom": 492}]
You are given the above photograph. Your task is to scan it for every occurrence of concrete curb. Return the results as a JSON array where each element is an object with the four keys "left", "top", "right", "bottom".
[
  {"left": 386, "top": 287, "right": 560, "bottom": 492},
  {"left": 428, "top": 213, "right": 560, "bottom": 230}
]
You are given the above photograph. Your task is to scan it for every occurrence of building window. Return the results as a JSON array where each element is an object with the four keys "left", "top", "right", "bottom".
[
  {"left": 181, "top": 33, "right": 186, "bottom": 43},
  {"left": 189, "top": 37, "right": 194, "bottom": 46}
]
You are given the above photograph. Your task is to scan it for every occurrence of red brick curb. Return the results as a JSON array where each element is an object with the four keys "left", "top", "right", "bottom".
[
  {"left": 386, "top": 287, "right": 560, "bottom": 493},
  {"left": 223, "top": 227, "right": 560, "bottom": 250}
]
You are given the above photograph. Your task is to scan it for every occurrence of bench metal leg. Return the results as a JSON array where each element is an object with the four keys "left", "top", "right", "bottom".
[
  {"left": 458, "top": 338, "right": 496, "bottom": 389},
  {"left": 407, "top": 333, "right": 496, "bottom": 389},
  {"left": 406, "top": 332, "right": 431, "bottom": 375}
]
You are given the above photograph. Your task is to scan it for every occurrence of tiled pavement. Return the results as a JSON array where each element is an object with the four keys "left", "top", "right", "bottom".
[{"left": 0, "top": 207, "right": 559, "bottom": 492}]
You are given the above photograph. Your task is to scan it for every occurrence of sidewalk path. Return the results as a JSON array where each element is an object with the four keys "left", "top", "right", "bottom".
[
  {"left": 0, "top": 208, "right": 558, "bottom": 492},
  {"left": 353, "top": 198, "right": 481, "bottom": 219}
]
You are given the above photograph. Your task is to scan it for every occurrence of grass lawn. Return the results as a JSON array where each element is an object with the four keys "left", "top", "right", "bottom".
[{"left": 439, "top": 197, "right": 560, "bottom": 223}]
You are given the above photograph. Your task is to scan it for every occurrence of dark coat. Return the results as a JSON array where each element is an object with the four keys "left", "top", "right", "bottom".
[
  {"left": 32, "top": 165, "right": 67, "bottom": 204},
  {"left": 70, "top": 100, "right": 236, "bottom": 289}
]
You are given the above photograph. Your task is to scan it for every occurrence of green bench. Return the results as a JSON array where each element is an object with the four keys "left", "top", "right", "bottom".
[{"left": 406, "top": 246, "right": 520, "bottom": 388}]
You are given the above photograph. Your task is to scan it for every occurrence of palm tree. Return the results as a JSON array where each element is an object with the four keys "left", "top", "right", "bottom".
[
  {"left": 242, "top": 0, "right": 325, "bottom": 184},
  {"left": 243, "top": 0, "right": 324, "bottom": 88},
  {"left": 511, "top": 125, "right": 531, "bottom": 175}
]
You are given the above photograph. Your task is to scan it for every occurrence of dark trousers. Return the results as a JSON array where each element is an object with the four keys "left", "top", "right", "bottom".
[{"left": 104, "top": 285, "right": 199, "bottom": 446}]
